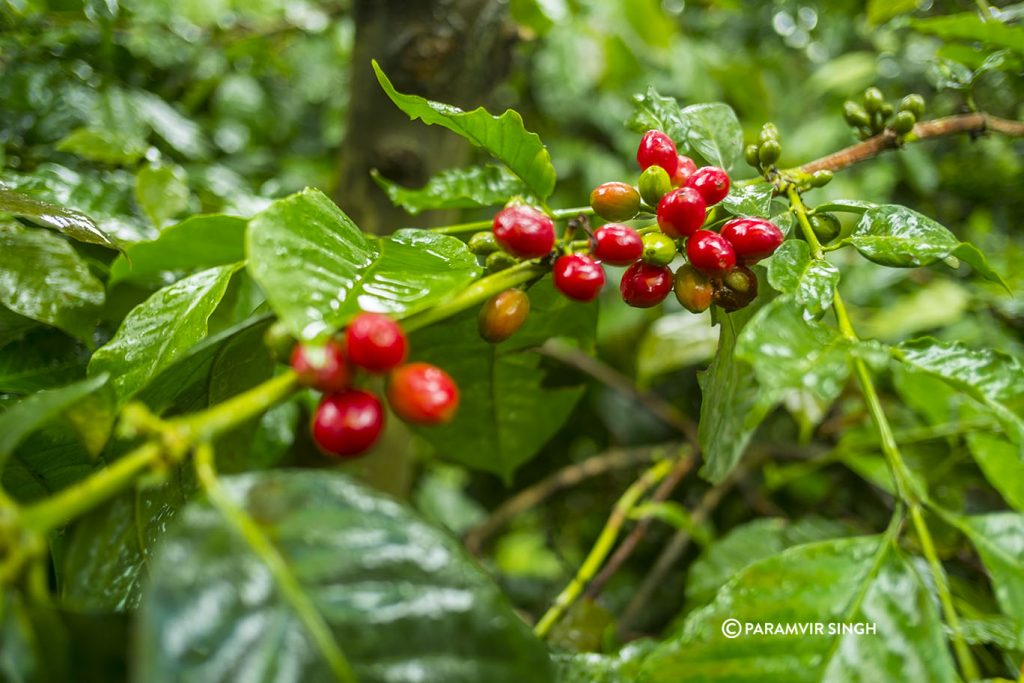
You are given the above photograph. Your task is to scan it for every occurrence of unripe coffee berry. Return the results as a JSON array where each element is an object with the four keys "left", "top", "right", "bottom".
[
  {"left": 485, "top": 251, "right": 517, "bottom": 273},
  {"left": 345, "top": 312, "right": 408, "bottom": 373},
  {"left": 900, "top": 93, "right": 925, "bottom": 119},
  {"left": 479, "top": 289, "right": 530, "bottom": 343},
  {"left": 672, "top": 155, "right": 698, "bottom": 186},
  {"left": 469, "top": 231, "right": 499, "bottom": 255},
  {"left": 685, "top": 166, "right": 730, "bottom": 206},
  {"left": 760, "top": 123, "right": 780, "bottom": 143},
  {"left": 744, "top": 144, "right": 760, "bottom": 168},
  {"left": 313, "top": 389, "right": 384, "bottom": 457},
  {"left": 843, "top": 101, "right": 871, "bottom": 128},
  {"left": 714, "top": 266, "right": 758, "bottom": 312},
  {"left": 892, "top": 110, "right": 915, "bottom": 134},
  {"left": 720, "top": 217, "right": 784, "bottom": 264},
  {"left": 264, "top": 320, "right": 296, "bottom": 363},
  {"left": 639, "top": 165, "right": 673, "bottom": 206},
  {"left": 657, "top": 187, "right": 706, "bottom": 238},
  {"left": 590, "top": 182, "right": 641, "bottom": 222},
  {"left": 291, "top": 340, "right": 350, "bottom": 393},
  {"left": 810, "top": 213, "right": 841, "bottom": 243},
  {"left": 592, "top": 224, "right": 643, "bottom": 265},
  {"left": 758, "top": 140, "right": 781, "bottom": 166},
  {"left": 863, "top": 87, "right": 884, "bottom": 113},
  {"left": 641, "top": 232, "right": 677, "bottom": 266},
  {"left": 673, "top": 264, "right": 713, "bottom": 314},
  {"left": 388, "top": 362, "right": 459, "bottom": 425},
  {"left": 686, "top": 229, "right": 737, "bottom": 276},
  {"left": 553, "top": 254, "right": 605, "bottom": 302},
  {"left": 619, "top": 261, "right": 673, "bottom": 308},
  {"left": 637, "top": 130, "right": 679, "bottom": 176},
  {"left": 879, "top": 102, "right": 894, "bottom": 117},
  {"left": 492, "top": 205, "right": 556, "bottom": 259},
  {"left": 809, "top": 170, "right": 833, "bottom": 188}
]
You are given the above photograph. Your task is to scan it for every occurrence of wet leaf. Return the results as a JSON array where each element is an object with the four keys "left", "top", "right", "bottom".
[
  {"left": 766, "top": 240, "right": 840, "bottom": 320},
  {"left": 0, "top": 186, "right": 119, "bottom": 251},
  {"left": 372, "top": 164, "right": 527, "bottom": 214}
]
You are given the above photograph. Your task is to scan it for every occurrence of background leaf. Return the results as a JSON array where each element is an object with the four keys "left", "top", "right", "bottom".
[
  {"left": 0, "top": 186, "right": 119, "bottom": 251},
  {"left": 136, "top": 470, "right": 555, "bottom": 683},
  {"left": 628, "top": 88, "right": 743, "bottom": 169},
  {"left": 373, "top": 61, "right": 557, "bottom": 200},
  {"left": 134, "top": 162, "right": 190, "bottom": 228},
  {"left": 955, "top": 513, "right": 1024, "bottom": 626},
  {"left": 372, "top": 164, "right": 528, "bottom": 214}
]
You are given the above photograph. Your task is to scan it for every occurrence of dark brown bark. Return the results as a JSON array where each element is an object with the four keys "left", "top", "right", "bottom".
[{"left": 335, "top": 0, "right": 517, "bottom": 235}]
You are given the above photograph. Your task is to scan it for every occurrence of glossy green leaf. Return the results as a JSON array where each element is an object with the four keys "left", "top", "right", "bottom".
[
  {"left": 2, "top": 426, "right": 95, "bottom": 502},
  {"left": 247, "top": 189, "right": 480, "bottom": 341},
  {"left": 136, "top": 470, "right": 555, "bottom": 683},
  {"left": 89, "top": 264, "right": 242, "bottom": 405},
  {"left": 721, "top": 184, "right": 774, "bottom": 218},
  {"left": 409, "top": 280, "right": 596, "bottom": 481},
  {"left": 843, "top": 204, "right": 1006, "bottom": 286},
  {"left": 0, "top": 224, "right": 105, "bottom": 343},
  {"left": 686, "top": 517, "right": 852, "bottom": 606},
  {"left": 967, "top": 432, "right": 1024, "bottom": 512},
  {"left": 894, "top": 337, "right": 1024, "bottom": 446},
  {"left": 956, "top": 513, "right": 1024, "bottom": 624},
  {"left": 637, "top": 311, "right": 719, "bottom": 384},
  {"left": 373, "top": 61, "right": 556, "bottom": 200},
  {"left": 132, "top": 90, "right": 211, "bottom": 160},
  {"left": 0, "top": 374, "right": 109, "bottom": 470},
  {"left": 867, "top": 0, "right": 919, "bottom": 25},
  {"left": 0, "top": 306, "right": 40, "bottom": 348},
  {"left": 553, "top": 648, "right": 650, "bottom": 683},
  {"left": 698, "top": 303, "right": 775, "bottom": 483},
  {"left": 911, "top": 13, "right": 1024, "bottom": 56},
  {"left": 109, "top": 214, "right": 246, "bottom": 285},
  {"left": 736, "top": 295, "right": 852, "bottom": 409},
  {"left": 56, "top": 127, "right": 148, "bottom": 165},
  {"left": 766, "top": 240, "right": 840, "bottom": 320},
  {"left": 813, "top": 199, "right": 876, "bottom": 215},
  {"left": 134, "top": 162, "right": 190, "bottom": 228},
  {"left": 957, "top": 615, "right": 1024, "bottom": 650},
  {"left": 628, "top": 88, "right": 743, "bottom": 169},
  {"left": 0, "top": 186, "right": 119, "bottom": 251},
  {"left": 372, "top": 164, "right": 527, "bottom": 215},
  {"left": 0, "top": 332, "right": 88, "bottom": 393},
  {"left": 640, "top": 536, "right": 959, "bottom": 683}
]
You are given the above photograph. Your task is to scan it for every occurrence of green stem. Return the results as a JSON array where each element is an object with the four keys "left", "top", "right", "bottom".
[
  {"left": 173, "top": 372, "right": 299, "bottom": 441},
  {"left": 788, "top": 184, "right": 977, "bottom": 679},
  {"left": 910, "top": 504, "right": 980, "bottom": 682},
  {"left": 194, "top": 443, "right": 357, "bottom": 683},
  {"left": 403, "top": 261, "right": 547, "bottom": 332},
  {"left": 534, "top": 458, "right": 673, "bottom": 638}
]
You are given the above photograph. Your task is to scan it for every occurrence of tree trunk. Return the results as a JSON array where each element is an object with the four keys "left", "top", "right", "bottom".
[{"left": 335, "top": 0, "right": 517, "bottom": 235}]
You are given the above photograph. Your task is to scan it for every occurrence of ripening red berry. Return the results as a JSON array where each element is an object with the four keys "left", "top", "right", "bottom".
[
  {"left": 672, "top": 155, "right": 698, "bottom": 186},
  {"left": 592, "top": 224, "right": 643, "bottom": 266},
  {"left": 619, "top": 261, "right": 673, "bottom": 308},
  {"left": 312, "top": 389, "right": 384, "bottom": 457},
  {"left": 388, "top": 362, "right": 459, "bottom": 425},
  {"left": 673, "top": 264, "right": 713, "bottom": 314},
  {"left": 685, "top": 166, "right": 730, "bottom": 205},
  {"left": 553, "top": 254, "right": 605, "bottom": 302},
  {"left": 686, "top": 230, "right": 737, "bottom": 276},
  {"left": 291, "top": 340, "right": 350, "bottom": 393},
  {"left": 657, "top": 187, "right": 706, "bottom": 238},
  {"left": 345, "top": 312, "right": 408, "bottom": 373},
  {"left": 720, "top": 217, "right": 785, "bottom": 264},
  {"left": 492, "top": 205, "right": 556, "bottom": 259},
  {"left": 479, "top": 289, "right": 531, "bottom": 344},
  {"left": 590, "top": 182, "right": 641, "bottom": 222},
  {"left": 637, "top": 130, "right": 679, "bottom": 177}
]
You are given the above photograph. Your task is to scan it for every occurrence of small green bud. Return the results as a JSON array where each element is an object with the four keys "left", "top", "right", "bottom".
[
  {"left": 809, "top": 170, "right": 833, "bottom": 188},
  {"left": 810, "top": 213, "right": 841, "bottom": 243},
  {"left": 744, "top": 144, "right": 761, "bottom": 168},
  {"left": 899, "top": 93, "right": 925, "bottom": 119},
  {"left": 863, "top": 87, "right": 884, "bottom": 113},
  {"left": 758, "top": 139, "right": 781, "bottom": 166},
  {"left": 843, "top": 101, "right": 871, "bottom": 128},
  {"left": 638, "top": 165, "right": 673, "bottom": 206},
  {"left": 263, "top": 320, "right": 296, "bottom": 363},
  {"left": 759, "top": 122, "right": 780, "bottom": 144},
  {"left": 892, "top": 110, "right": 916, "bottom": 135},
  {"left": 641, "top": 232, "right": 677, "bottom": 266},
  {"left": 485, "top": 250, "right": 518, "bottom": 273},
  {"left": 468, "top": 231, "right": 499, "bottom": 255}
]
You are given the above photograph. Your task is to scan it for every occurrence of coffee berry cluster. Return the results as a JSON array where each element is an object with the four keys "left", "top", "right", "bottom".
[
  {"left": 289, "top": 313, "right": 459, "bottom": 458},
  {"left": 843, "top": 86, "right": 925, "bottom": 139}
]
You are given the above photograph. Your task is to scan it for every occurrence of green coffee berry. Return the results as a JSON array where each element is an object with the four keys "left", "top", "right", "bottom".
[
  {"left": 810, "top": 213, "right": 841, "bottom": 243},
  {"left": 469, "top": 231, "right": 499, "bottom": 255},
  {"left": 744, "top": 144, "right": 761, "bottom": 168},
  {"left": 809, "top": 170, "right": 833, "bottom": 188},
  {"left": 863, "top": 87, "right": 884, "bottom": 113},
  {"left": 892, "top": 110, "right": 915, "bottom": 135},
  {"left": 641, "top": 232, "right": 678, "bottom": 266},
  {"left": 899, "top": 93, "right": 925, "bottom": 119},
  {"left": 263, "top": 320, "right": 296, "bottom": 363},
  {"left": 485, "top": 250, "right": 518, "bottom": 273},
  {"left": 843, "top": 101, "right": 871, "bottom": 128},
  {"left": 638, "top": 165, "right": 673, "bottom": 206},
  {"left": 758, "top": 139, "right": 781, "bottom": 166},
  {"left": 759, "top": 122, "right": 780, "bottom": 144}
]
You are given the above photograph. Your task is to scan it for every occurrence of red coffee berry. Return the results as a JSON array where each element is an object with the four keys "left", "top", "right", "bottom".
[
  {"left": 291, "top": 340, "right": 350, "bottom": 393},
  {"left": 637, "top": 130, "right": 680, "bottom": 176},
  {"left": 388, "top": 362, "right": 459, "bottom": 425},
  {"left": 492, "top": 205, "right": 556, "bottom": 259},
  {"left": 685, "top": 166, "right": 730, "bottom": 206},
  {"left": 312, "top": 389, "right": 384, "bottom": 457},
  {"left": 479, "top": 289, "right": 530, "bottom": 344},
  {"left": 656, "top": 187, "right": 707, "bottom": 238},
  {"left": 619, "top": 261, "right": 673, "bottom": 308},
  {"left": 672, "top": 155, "right": 698, "bottom": 186},
  {"left": 590, "top": 182, "right": 641, "bottom": 222},
  {"left": 686, "top": 229, "right": 737, "bottom": 276},
  {"left": 553, "top": 254, "right": 606, "bottom": 302},
  {"left": 592, "top": 224, "right": 643, "bottom": 266},
  {"left": 673, "top": 264, "right": 713, "bottom": 313},
  {"left": 345, "top": 312, "right": 408, "bottom": 373},
  {"left": 720, "top": 217, "right": 785, "bottom": 264}
]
